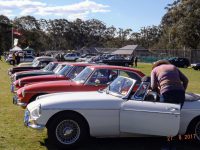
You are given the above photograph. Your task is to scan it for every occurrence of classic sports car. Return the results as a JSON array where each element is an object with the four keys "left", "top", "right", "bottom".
[
  {"left": 17, "top": 56, "right": 57, "bottom": 67},
  {"left": 191, "top": 63, "right": 200, "bottom": 70},
  {"left": 168, "top": 57, "right": 190, "bottom": 68},
  {"left": 14, "top": 65, "right": 144, "bottom": 107},
  {"left": 8, "top": 59, "right": 56, "bottom": 75},
  {"left": 24, "top": 76, "right": 200, "bottom": 148},
  {"left": 12, "top": 62, "right": 92, "bottom": 91},
  {"left": 11, "top": 61, "right": 60, "bottom": 81}
]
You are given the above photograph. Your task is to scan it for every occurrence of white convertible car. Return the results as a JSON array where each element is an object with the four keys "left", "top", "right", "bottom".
[{"left": 24, "top": 76, "right": 200, "bottom": 148}]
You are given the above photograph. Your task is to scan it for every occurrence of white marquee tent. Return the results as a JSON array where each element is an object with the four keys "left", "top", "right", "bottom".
[{"left": 10, "top": 46, "right": 22, "bottom": 52}]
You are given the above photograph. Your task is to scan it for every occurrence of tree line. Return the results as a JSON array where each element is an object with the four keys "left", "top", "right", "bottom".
[{"left": 0, "top": 0, "right": 200, "bottom": 52}]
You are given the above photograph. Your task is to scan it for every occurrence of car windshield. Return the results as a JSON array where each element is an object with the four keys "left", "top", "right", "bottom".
[
  {"left": 31, "top": 58, "right": 38, "bottom": 64},
  {"left": 32, "top": 60, "right": 39, "bottom": 67},
  {"left": 57, "top": 65, "right": 73, "bottom": 76},
  {"left": 108, "top": 76, "right": 136, "bottom": 97},
  {"left": 53, "top": 64, "right": 62, "bottom": 73},
  {"left": 72, "top": 67, "right": 93, "bottom": 83},
  {"left": 42, "top": 62, "right": 53, "bottom": 71},
  {"left": 67, "top": 66, "right": 86, "bottom": 79}
]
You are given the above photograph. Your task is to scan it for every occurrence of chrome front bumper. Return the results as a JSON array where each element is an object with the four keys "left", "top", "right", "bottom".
[
  {"left": 24, "top": 110, "right": 45, "bottom": 130},
  {"left": 8, "top": 69, "right": 12, "bottom": 76},
  {"left": 13, "top": 95, "right": 27, "bottom": 107}
]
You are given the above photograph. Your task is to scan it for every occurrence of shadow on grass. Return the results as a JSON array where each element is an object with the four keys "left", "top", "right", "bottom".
[{"left": 39, "top": 137, "right": 200, "bottom": 150}]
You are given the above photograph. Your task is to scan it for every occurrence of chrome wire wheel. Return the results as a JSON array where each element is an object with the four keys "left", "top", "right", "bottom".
[
  {"left": 195, "top": 121, "right": 200, "bottom": 141},
  {"left": 55, "top": 120, "right": 80, "bottom": 145}
]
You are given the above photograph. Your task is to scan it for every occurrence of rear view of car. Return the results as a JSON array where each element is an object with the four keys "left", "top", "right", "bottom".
[
  {"left": 168, "top": 57, "right": 190, "bottom": 68},
  {"left": 191, "top": 63, "right": 200, "bottom": 70}
]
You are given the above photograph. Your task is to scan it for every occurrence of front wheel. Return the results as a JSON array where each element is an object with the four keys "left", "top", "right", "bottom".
[
  {"left": 194, "top": 120, "right": 200, "bottom": 141},
  {"left": 187, "top": 118, "right": 200, "bottom": 142},
  {"left": 47, "top": 113, "right": 89, "bottom": 148}
]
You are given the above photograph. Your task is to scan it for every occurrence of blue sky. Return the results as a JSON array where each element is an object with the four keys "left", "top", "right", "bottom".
[{"left": 0, "top": 0, "right": 175, "bottom": 31}]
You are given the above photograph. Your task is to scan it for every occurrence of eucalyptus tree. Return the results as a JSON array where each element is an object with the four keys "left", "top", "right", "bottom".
[
  {"left": 161, "top": 0, "right": 200, "bottom": 49},
  {"left": 12, "top": 16, "right": 44, "bottom": 50}
]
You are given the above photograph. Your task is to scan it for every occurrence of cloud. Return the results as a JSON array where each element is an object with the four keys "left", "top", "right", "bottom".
[
  {"left": 0, "top": 0, "right": 46, "bottom": 9},
  {"left": 0, "top": 9, "right": 14, "bottom": 17},
  {"left": 0, "top": 0, "right": 110, "bottom": 20}
]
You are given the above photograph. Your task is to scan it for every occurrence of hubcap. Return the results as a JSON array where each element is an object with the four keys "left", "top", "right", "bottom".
[
  {"left": 56, "top": 120, "right": 80, "bottom": 145},
  {"left": 64, "top": 127, "right": 73, "bottom": 136},
  {"left": 195, "top": 121, "right": 200, "bottom": 141}
]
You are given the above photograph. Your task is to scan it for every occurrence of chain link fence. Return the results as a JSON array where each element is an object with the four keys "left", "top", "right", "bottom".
[{"left": 141, "top": 49, "right": 200, "bottom": 63}]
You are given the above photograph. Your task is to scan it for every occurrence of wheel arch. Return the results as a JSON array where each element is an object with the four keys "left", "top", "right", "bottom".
[
  {"left": 46, "top": 110, "right": 90, "bottom": 135},
  {"left": 186, "top": 115, "right": 200, "bottom": 133}
]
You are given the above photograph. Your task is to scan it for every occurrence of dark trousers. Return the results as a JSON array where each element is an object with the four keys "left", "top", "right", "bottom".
[{"left": 162, "top": 90, "right": 185, "bottom": 107}]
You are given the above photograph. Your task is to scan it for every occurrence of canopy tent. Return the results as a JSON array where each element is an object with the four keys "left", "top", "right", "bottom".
[{"left": 10, "top": 46, "right": 22, "bottom": 52}]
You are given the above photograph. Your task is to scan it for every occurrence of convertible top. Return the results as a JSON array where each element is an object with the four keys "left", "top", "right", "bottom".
[{"left": 185, "top": 93, "right": 200, "bottom": 101}]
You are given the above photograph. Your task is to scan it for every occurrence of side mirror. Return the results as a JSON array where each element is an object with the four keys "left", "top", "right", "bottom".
[
  {"left": 107, "top": 82, "right": 111, "bottom": 85},
  {"left": 95, "top": 79, "right": 100, "bottom": 86},
  {"left": 145, "top": 90, "right": 158, "bottom": 102}
]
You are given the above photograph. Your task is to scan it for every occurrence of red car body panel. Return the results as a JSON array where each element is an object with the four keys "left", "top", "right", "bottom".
[{"left": 14, "top": 74, "right": 67, "bottom": 88}]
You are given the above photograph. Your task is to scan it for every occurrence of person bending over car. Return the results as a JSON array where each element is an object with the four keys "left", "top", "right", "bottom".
[{"left": 151, "top": 60, "right": 188, "bottom": 107}]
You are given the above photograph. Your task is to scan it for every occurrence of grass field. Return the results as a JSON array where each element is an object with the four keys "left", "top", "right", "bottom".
[{"left": 0, "top": 59, "right": 199, "bottom": 150}]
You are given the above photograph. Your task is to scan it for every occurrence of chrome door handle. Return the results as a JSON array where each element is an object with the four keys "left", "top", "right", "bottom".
[{"left": 167, "top": 107, "right": 178, "bottom": 111}]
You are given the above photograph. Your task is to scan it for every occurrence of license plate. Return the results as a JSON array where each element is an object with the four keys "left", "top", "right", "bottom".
[{"left": 10, "top": 84, "right": 14, "bottom": 92}]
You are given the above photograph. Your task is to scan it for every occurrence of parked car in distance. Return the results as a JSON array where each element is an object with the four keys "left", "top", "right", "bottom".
[
  {"left": 168, "top": 57, "right": 190, "bottom": 68},
  {"left": 24, "top": 76, "right": 200, "bottom": 149},
  {"left": 14, "top": 65, "right": 145, "bottom": 107},
  {"left": 76, "top": 54, "right": 96, "bottom": 62},
  {"left": 6, "top": 55, "right": 35, "bottom": 65},
  {"left": 97, "top": 55, "right": 134, "bottom": 67},
  {"left": 64, "top": 53, "right": 80, "bottom": 61},
  {"left": 12, "top": 63, "right": 93, "bottom": 90},
  {"left": 8, "top": 59, "right": 56, "bottom": 75},
  {"left": 17, "top": 56, "right": 57, "bottom": 67},
  {"left": 191, "top": 63, "right": 200, "bottom": 70},
  {"left": 11, "top": 61, "right": 60, "bottom": 81}
]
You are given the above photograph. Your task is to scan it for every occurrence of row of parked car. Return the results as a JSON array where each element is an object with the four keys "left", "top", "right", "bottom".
[
  {"left": 165, "top": 57, "right": 200, "bottom": 70},
  {"left": 7, "top": 56, "right": 200, "bottom": 148}
]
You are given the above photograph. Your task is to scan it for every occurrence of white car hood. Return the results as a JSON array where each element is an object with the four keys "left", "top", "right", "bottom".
[{"left": 27, "top": 91, "right": 123, "bottom": 110}]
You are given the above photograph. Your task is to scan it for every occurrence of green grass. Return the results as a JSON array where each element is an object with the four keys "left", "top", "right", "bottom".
[
  {"left": 0, "top": 60, "right": 49, "bottom": 150},
  {"left": 0, "top": 60, "right": 199, "bottom": 150}
]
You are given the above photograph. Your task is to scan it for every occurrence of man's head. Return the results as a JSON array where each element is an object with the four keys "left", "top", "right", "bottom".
[{"left": 152, "top": 60, "right": 170, "bottom": 70}]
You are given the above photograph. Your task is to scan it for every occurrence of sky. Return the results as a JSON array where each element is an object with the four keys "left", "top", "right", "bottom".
[{"left": 0, "top": 0, "right": 175, "bottom": 31}]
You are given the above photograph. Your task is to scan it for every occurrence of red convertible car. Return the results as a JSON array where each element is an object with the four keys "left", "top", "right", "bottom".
[
  {"left": 11, "top": 62, "right": 93, "bottom": 91},
  {"left": 13, "top": 65, "right": 145, "bottom": 107}
]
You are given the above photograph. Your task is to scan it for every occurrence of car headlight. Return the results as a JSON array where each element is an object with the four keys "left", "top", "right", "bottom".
[
  {"left": 12, "top": 74, "right": 17, "bottom": 81},
  {"left": 14, "top": 74, "right": 17, "bottom": 81},
  {"left": 36, "top": 96, "right": 41, "bottom": 101},
  {"left": 18, "top": 79, "right": 21, "bottom": 86},
  {"left": 30, "top": 104, "right": 42, "bottom": 120},
  {"left": 22, "top": 88, "right": 25, "bottom": 97}
]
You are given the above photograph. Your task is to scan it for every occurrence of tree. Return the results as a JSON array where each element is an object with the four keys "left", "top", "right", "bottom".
[{"left": 0, "top": 15, "right": 12, "bottom": 51}]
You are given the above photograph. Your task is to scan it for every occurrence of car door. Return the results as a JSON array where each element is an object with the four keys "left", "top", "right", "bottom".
[{"left": 120, "top": 82, "right": 180, "bottom": 136}]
